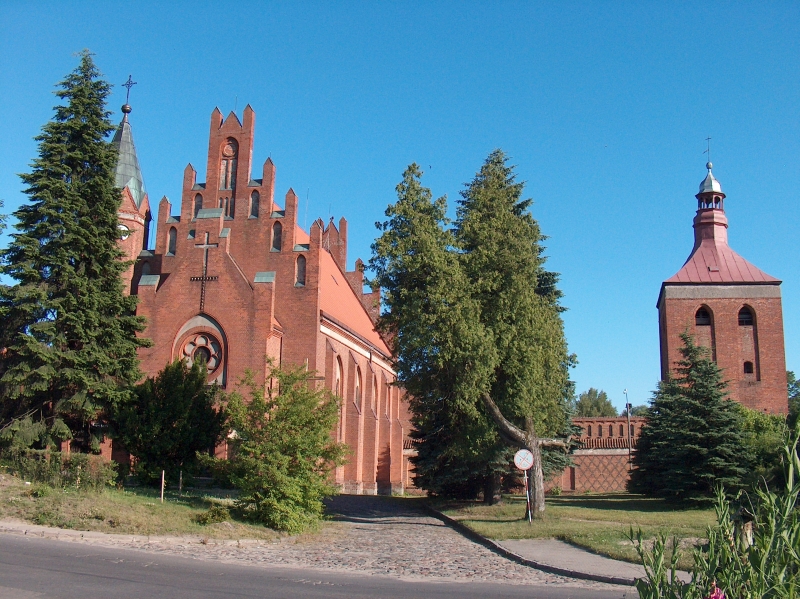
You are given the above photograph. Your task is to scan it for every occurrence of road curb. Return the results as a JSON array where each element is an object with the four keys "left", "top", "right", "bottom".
[{"left": 421, "top": 503, "right": 637, "bottom": 587}]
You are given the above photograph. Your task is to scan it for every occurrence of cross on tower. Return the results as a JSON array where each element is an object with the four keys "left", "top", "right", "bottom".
[
  {"left": 123, "top": 75, "right": 137, "bottom": 104},
  {"left": 704, "top": 136, "right": 712, "bottom": 164},
  {"left": 191, "top": 232, "right": 219, "bottom": 311}
]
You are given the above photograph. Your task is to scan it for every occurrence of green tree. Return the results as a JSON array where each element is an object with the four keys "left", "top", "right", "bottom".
[
  {"left": 113, "top": 359, "right": 226, "bottom": 485},
  {"left": 733, "top": 402, "right": 786, "bottom": 486},
  {"left": 630, "top": 404, "right": 650, "bottom": 417},
  {"left": 225, "top": 366, "right": 348, "bottom": 533},
  {"left": 629, "top": 332, "right": 751, "bottom": 503},
  {"left": 788, "top": 370, "right": 800, "bottom": 429},
  {"left": 575, "top": 388, "right": 618, "bottom": 417},
  {"left": 0, "top": 51, "right": 147, "bottom": 450},
  {"left": 370, "top": 152, "right": 574, "bottom": 514}
]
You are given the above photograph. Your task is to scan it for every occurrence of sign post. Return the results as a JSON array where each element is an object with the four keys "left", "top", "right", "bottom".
[{"left": 514, "top": 449, "right": 534, "bottom": 524}]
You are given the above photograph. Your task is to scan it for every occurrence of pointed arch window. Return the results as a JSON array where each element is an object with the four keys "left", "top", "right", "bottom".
[
  {"left": 738, "top": 307, "right": 754, "bottom": 326},
  {"left": 250, "top": 191, "right": 260, "bottom": 218},
  {"left": 194, "top": 194, "right": 203, "bottom": 218},
  {"left": 335, "top": 357, "right": 343, "bottom": 397},
  {"left": 586, "top": 425, "right": 592, "bottom": 437},
  {"left": 271, "top": 222, "right": 282, "bottom": 252},
  {"left": 619, "top": 424, "right": 624, "bottom": 437},
  {"left": 608, "top": 425, "right": 613, "bottom": 437},
  {"left": 355, "top": 367, "right": 362, "bottom": 411},
  {"left": 295, "top": 255, "right": 306, "bottom": 286},
  {"left": 695, "top": 308, "right": 711, "bottom": 326},
  {"left": 167, "top": 227, "right": 177, "bottom": 256},
  {"left": 372, "top": 377, "right": 378, "bottom": 412},
  {"left": 219, "top": 138, "right": 238, "bottom": 190}
]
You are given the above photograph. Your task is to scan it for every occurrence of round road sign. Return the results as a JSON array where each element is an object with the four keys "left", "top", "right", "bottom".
[{"left": 514, "top": 449, "right": 534, "bottom": 471}]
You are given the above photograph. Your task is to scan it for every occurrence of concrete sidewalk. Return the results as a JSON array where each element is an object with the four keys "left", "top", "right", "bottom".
[{"left": 425, "top": 505, "right": 691, "bottom": 586}]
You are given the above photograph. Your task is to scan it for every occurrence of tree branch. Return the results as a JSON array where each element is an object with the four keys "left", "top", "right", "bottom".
[
  {"left": 480, "top": 392, "right": 527, "bottom": 447},
  {"left": 538, "top": 437, "right": 570, "bottom": 450}
]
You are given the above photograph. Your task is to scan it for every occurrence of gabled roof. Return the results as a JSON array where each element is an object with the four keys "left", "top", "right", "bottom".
[
  {"left": 111, "top": 114, "right": 147, "bottom": 209},
  {"left": 318, "top": 249, "right": 390, "bottom": 355}
]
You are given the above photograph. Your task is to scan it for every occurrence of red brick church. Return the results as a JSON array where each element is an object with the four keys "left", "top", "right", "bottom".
[{"left": 112, "top": 103, "right": 414, "bottom": 494}]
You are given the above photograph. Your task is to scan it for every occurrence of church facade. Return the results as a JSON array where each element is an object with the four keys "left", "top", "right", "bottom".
[
  {"left": 657, "top": 163, "right": 787, "bottom": 414},
  {"left": 113, "top": 105, "right": 414, "bottom": 494}
]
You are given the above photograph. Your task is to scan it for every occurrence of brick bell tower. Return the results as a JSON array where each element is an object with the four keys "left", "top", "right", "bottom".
[{"left": 657, "top": 162, "right": 788, "bottom": 414}]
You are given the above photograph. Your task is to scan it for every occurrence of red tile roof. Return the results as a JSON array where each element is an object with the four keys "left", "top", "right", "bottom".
[
  {"left": 318, "top": 249, "right": 390, "bottom": 354},
  {"left": 665, "top": 210, "right": 779, "bottom": 284}
]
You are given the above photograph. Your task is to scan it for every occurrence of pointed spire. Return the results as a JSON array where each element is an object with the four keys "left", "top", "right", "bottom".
[{"left": 111, "top": 101, "right": 147, "bottom": 209}]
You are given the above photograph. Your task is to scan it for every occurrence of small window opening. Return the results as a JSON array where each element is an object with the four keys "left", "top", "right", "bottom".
[
  {"left": 167, "top": 227, "right": 177, "bottom": 256},
  {"left": 619, "top": 424, "right": 624, "bottom": 437},
  {"left": 250, "top": 191, "right": 260, "bottom": 218},
  {"left": 272, "top": 222, "right": 282, "bottom": 252},
  {"left": 630, "top": 424, "right": 635, "bottom": 437},
  {"left": 598, "top": 425, "right": 603, "bottom": 438},
  {"left": 194, "top": 194, "right": 203, "bottom": 218},
  {"left": 695, "top": 308, "right": 711, "bottom": 326},
  {"left": 744, "top": 361, "right": 754, "bottom": 374},
  {"left": 587, "top": 425, "right": 592, "bottom": 437},
  {"left": 295, "top": 255, "right": 306, "bottom": 286},
  {"left": 738, "top": 307, "right": 754, "bottom": 326}
]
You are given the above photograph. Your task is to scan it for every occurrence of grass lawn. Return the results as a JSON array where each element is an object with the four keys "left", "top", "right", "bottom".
[
  {"left": 0, "top": 470, "right": 292, "bottom": 540},
  {"left": 437, "top": 493, "right": 715, "bottom": 570}
]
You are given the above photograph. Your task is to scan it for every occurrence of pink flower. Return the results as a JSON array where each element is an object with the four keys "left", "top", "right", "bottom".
[{"left": 704, "top": 581, "right": 725, "bottom": 599}]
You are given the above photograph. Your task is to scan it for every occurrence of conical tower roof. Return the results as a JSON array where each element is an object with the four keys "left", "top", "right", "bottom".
[{"left": 111, "top": 104, "right": 147, "bottom": 209}]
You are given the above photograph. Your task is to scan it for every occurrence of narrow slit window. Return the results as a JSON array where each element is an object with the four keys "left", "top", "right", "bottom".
[
  {"left": 167, "top": 227, "right": 177, "bottom": 256},
  {"left": 272, "top": 222, "right": 282, "bottom": 252},
  {"left": 250, "top": 191, "right": 260, "bottom": 218},
  {"left": 295, "top": 255, "right": 306, "bottom": 286},
  {"left": 194, "top": 194, "right": 203, "bottom": 218}
]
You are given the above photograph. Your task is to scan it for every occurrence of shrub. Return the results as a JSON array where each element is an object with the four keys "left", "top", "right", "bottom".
[
  {"left": 1, "top": 448, "right": 116, "bottom": 490},
  {"left": 226, "top": 366, "right": 348, "bottom": 534},
  {"left": 195, "top": 505, "right": 230, "bottom": 525}
]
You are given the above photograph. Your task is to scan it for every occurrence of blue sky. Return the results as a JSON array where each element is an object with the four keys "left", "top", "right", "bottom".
[{"left": 1, "top": 2, "right": 798, "bottom": 412}]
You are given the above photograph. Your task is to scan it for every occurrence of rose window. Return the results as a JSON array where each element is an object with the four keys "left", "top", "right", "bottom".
[{"left": 182, "top": 334, "right": 222, "bottom": 372}]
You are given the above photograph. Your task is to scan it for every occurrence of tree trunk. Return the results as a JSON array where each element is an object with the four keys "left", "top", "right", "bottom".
[
  {"left": 528, "top": 433, "right": 546, "bottom": 517},
  {"left": 480, "top": 392, "right": 569, "bottom": 518},
  {"left": 483, "top": 472, "right": 501, "bottom": 505}
]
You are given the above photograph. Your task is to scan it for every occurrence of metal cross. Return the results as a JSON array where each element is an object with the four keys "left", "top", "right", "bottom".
[
  {"left": 191, "top": 232, "right": 219, "bottom": 311},
  {"left": 704, "top": 136, "right": 712, "bottom": 163},
  {"left": 123, "top": 75, "right": 137, "bottom": 104}
]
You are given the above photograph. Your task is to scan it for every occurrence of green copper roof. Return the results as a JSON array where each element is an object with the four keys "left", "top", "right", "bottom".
[{"left": 111, "top": 112, "right": 147, "bottom": 209}]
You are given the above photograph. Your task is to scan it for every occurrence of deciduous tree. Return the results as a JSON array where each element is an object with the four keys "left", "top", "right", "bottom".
[{"left": 575, "top": 388, "right": 617, "bottom": 417}]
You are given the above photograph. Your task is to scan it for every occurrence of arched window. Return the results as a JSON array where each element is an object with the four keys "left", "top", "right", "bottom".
[
  {"left": 608, "top": 425, "right": 613, "bottom": 437},
  {"left": 738, "top": 307, "right": 754, "bottom": 326},
  {"left": 598, "top": 424, "right": 603, "bottom": 438},
  {"left": 250, "top": 191, "right": 260, "bottom": 218},
  {"left": 219, "top": 138, "right": 238, "bottom": 190},
  {"left": 630, "top": 424, "right": 635, "bottom": 437},
  {"left": 744, "top": 361, "right": 754, "bottom": 374},
  {"left": 228, "top": 196, "right": 235, "bottom": 218},
  {"left": 167, "top": 227, "right": 177, "bottom": 255},
  {"left": 619, "top": 424, "right": 624, "bottom": 437},
  {"left": 335, "top": 357, "right": 343, "bottom": 397},
  {"left": 194, "top": 194, "right": 203, "bottom": 218},
  {"left": 355, "top": 367, "right": 362, "bottom": 410},
  {"left": 295, "top": 255, "right": 306, "bottom": 286},
  {"left": 372, "top": 377, "right": 378, "bottom": 412},
  {"left": 587, "top": 425, "right": 592, "bottom": 437},
  {"left": 695, "top": 308, "right": 711, "bottom": 326},
  {"left": 271, "top": 222, "right": 282, "bottom": 252}
]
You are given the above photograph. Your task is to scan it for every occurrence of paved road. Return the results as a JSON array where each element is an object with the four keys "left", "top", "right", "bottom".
[
  {"left": 0, "top": 535, "right": 636, "bottom": 599},
  {"left": 0, "top": 496, "right": 637, "bottom": 598}
]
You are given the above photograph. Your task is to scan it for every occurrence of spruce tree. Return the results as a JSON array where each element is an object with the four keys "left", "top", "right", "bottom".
[
  {"left": 0, "top": 51, "right": 147, "bottom": 450},
  {"left": 629, "top": 332, "right": 751, "bottom": 503}
]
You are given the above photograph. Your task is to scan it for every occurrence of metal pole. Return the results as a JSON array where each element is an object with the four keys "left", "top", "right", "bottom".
[
  {"left": 624, "top": 389, "right": 632, "bottom": 471},
  {"left": 160, "top": 470, "right": 165, "bottom": 503}
]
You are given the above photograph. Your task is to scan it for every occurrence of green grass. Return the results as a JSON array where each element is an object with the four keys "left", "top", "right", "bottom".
[
  {"left": 437, "top": 493, "right": 715, "bottom": 570},
  {"left": 0, "top": 470, "right": 301, "bottom": 540}
]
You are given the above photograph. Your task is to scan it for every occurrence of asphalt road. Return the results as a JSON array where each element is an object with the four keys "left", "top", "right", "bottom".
[{"left": 0, "top": 535, "right": 635, "bottom": 599}]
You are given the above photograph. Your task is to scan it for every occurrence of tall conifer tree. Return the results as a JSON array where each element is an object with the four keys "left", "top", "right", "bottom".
[
  {"left": 371, "top": 153, "right": 574, "bottom": 511},
  {"left": 629, "top": 332, "right": 750, "bottom": 503},
  {"left": 0, "top": 51, "right": 147, "bottom": 450}
]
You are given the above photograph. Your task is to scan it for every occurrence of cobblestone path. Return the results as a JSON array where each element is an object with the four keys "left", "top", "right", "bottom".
[{"left": 0, "top": 496, "right": 626, "bottom": 591}]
